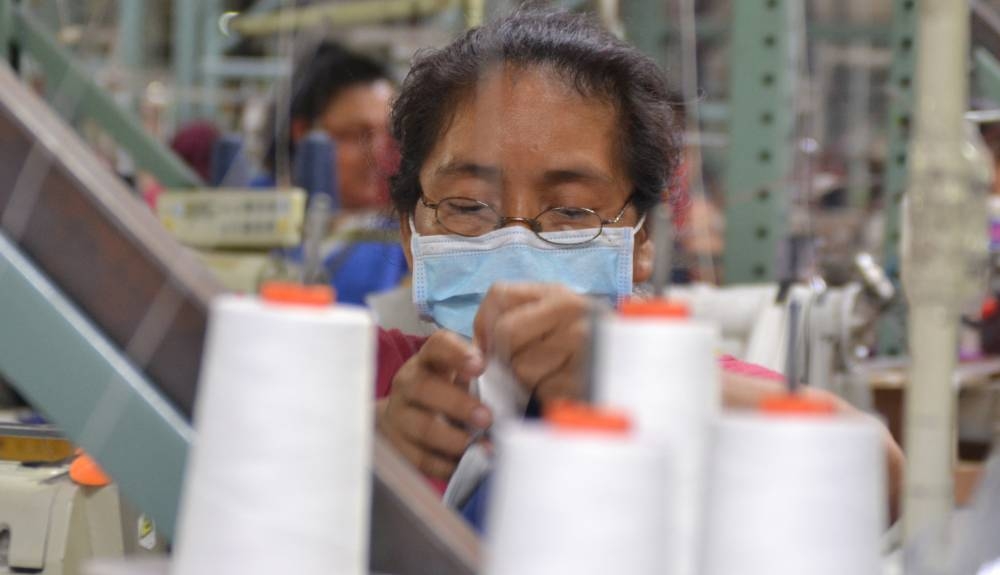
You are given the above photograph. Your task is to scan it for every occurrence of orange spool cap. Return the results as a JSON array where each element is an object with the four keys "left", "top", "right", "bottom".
[
  {"left": 759, "top": 393, "right": 838, "bottom": 416},
  {"left": 619, "top": 297, "right": 690, "bottom": 318},
  {"left": 260, "top": 281, "right": 335, "bottom": 307},
  {"left": 545, "top": 400, "right": 632, "bottom": 434},
  {"left": 70, "top": 452, "right": 112, "bottom": 487}
]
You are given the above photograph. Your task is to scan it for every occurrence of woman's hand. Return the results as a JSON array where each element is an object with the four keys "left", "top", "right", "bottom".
[
  {"left": 376, "top": 331, "right": 491, "bottom": 480},
  {"left": 473, "top": 283, "right": 592, "bottom": 403}
]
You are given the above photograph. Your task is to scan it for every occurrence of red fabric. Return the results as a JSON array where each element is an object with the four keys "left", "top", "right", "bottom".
[
  {"left": 376, "top": 328, "right": 428, "bottom": 398},
  {"left": 375, "top": 328, "right": 441, "bottom": 492},
  {"left": 169, "top": 120, "right": 220, "bottom": 182}
]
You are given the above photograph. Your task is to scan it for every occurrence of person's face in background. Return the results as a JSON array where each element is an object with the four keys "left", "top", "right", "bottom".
[{"left": 314, "top": 79, "right": 396, "bottom": 210}]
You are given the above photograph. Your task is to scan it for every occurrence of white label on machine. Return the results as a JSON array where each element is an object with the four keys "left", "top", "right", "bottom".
[{"left": 137, "top": 514, "right": 157, "bottom": 550}]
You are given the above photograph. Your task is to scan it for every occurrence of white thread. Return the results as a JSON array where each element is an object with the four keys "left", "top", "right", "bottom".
[
  {"left": 701, "top": 413, "right": 886, "bottom": 575},
  {"left": 475, "top": 358, "right": 529, "bottom": 426},
  {"left": 594, "top": 315, "right": 720, "bottom": 575},
  {"left": 443, "top": 359, "right": 524, "bottom": 510},
  {"left": 172, "top": 296, "right": 375, "bottom": 575},
  {"left": 484, "top": 422, "right": 667, "bottom": 575},
  {"left": 669, "top": 283, "right": 778, "bottom": 340}
]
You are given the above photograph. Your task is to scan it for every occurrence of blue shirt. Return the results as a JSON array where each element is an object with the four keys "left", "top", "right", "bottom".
[
  {"left": 461, "top": 473, "right": 493, "bottom": 533},
  {"left": 251, "top": 173, "right": 409, "bottom": 305}
]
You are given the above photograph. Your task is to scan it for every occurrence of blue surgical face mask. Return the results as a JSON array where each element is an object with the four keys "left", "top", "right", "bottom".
[{"left": 410, "top": 216, "right": 644, "bottom": 338}]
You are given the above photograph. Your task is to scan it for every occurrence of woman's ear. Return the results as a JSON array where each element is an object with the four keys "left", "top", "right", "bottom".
[
  {"left": 399, "top": 212, "right": 414, "bottom": 270},
  {"left": 633, "top": 221, "right": 653, "bottom": 283}
]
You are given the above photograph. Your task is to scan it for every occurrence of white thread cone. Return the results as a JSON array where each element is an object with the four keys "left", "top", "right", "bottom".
[
  {"left": 172, "top": 295, "right": 375, "bottom": 575},
  {"left": 701, "top": 413, "right": 886, "bottom": 575},
  {"left": 595, "top": 315, "right": 720, "bottom": 575},
  {"left": 485, "top": 422, "right": 667, "bottom": 575}
]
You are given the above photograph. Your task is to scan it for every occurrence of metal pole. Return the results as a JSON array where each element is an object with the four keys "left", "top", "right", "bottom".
[
  {"left": 463, "top": 0, "right": 484, "bottom": 28},
  {"left": 0, "top": 0, "right": 11, "bottom": 63},
  {"left": 974, "top": 48, "right": 1000, "bottom": 103},
  {"left": 846, "top": 0, "right": 873, "bottom": 209},
  {"left": 173, "top": 0, "right": 200, "bottom": 126},
  {"left": 201, "top": 0, "right": 222, "bottom": 120},
  {"left": 621, "top": 0, "right": 668, "bottom": 71},
  {"left": 723, "top": 0, "right": 795, "bottom": 284},
  {"left": 229, "top": 0, "right": 454, "bottom": 36},
  {"left": 902, "top": 1, "right": 985, "bottom": 571},
  {"left": 877, "top": 0, "right": 919, "bottom": 358},
  {"left": 117, "top": 0, "right": 144, "bottom": 113}
]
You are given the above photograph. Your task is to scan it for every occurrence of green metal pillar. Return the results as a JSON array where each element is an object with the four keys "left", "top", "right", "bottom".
[
  {"left": 974, "top": 47, "right": 1000, "bottom": 103},
  {"left": 173, "top": 0, "right": 200, "bottom": 126},
  {"left": 117, "top": 0, "right": 145, "bottom": 113},
  {"left": 845, "top": 0, "right": 875, "bottom": 209},
  {"left": 14, "top": 7, "right": 202, "bottom": 187},
  {"left": 0, "top": 232, "right": 192, "bottom": 539},
  {"left": 621, "top": 0, "right": 668, "bottom": 70},
  {"left": 877, "top": 0, "right": 919, "bottom": 357},
  {"left": 723, "top": 0, "right": 796, "bottom": 284},
  {"left": 201, "top": 0, "right": 222, "bottom": 120},
  {"left": 0, "top": 0, "right": 11, "bottom": 62}
]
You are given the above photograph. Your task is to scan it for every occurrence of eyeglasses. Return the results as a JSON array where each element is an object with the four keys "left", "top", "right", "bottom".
[{"left": 419, "top": 195, "right": 634, "bottom": 246}]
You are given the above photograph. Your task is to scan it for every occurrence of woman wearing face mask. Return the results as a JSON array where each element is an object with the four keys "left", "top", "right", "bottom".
[{"left": 373, "top": 10, "right": 903, "bottom": 521}]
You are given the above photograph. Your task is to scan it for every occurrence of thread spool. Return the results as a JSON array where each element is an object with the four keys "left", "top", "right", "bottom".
[
  {"left": 293, "top": 131, "right": 338, "bottom": 208},
  {"left": 701, "top": 413, "right": 885, "bottom": 575},
  {"left": 484, "top": 419, "right": 667, "bottom": 575},
  {"left": 209, "top": 133, "right": 251, "bottom": 187},
  {"left": 594, "top": 301, "right": 720, "bottom": 575},
  {"left": 172, "top": 292, "right": 374, "bottom": 575},
  {"left": 669, "top": 283, "right": 778, "bottom": 340}
]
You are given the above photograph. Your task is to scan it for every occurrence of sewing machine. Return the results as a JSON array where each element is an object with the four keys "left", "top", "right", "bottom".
[
  {"left": 156, "top": 188, "right": 307, "bottom": 293},
  {"left": 0, "top": 422, "right": 167, "bottom": 574}
]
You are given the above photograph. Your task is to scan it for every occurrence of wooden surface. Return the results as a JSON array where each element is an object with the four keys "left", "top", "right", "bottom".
[{"left": 861, "top": 357, "right": 1000, "bottom": 391}]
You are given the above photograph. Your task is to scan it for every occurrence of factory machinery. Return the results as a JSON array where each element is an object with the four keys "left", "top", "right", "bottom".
[
  {"left": 1, "top": 1, "right": 1000, "bottom": 575},
  {"left": 0, "top": 57, "right": 477, "bottom": 574}
]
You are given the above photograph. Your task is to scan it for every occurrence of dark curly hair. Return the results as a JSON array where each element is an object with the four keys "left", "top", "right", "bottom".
[{"left": 389, "top": 9, "right": 680, "bottom": 216}]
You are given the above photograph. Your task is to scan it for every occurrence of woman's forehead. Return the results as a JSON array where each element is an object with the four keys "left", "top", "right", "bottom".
[{"left": 420, "top": 66, "right": 627, "bottom": 187}]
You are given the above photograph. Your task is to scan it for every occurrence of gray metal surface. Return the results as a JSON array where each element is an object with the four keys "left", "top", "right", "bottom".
[
  {"left": 0, "top": 422, "right": 65, "bottom": 439},
  {"left": 370, "top": 438, "right": 480, "bottom": 574},
  {"left": 0, "top": 60, "right": 218, "bottom": 417},
  {"left": 173, "top": 0, "right": 200, "bottom": 126},
  {"left": 723, "top": 0, "right": 794, "bottom": 283},
  {"left": 0, "top": 61, "right": 479, "bottom": 573},
  {"left": 876, "top": 0, "right": 919, "bottom": 358},
  {"left": 0, "top": 231, "right": 192, "bottom": 537}
]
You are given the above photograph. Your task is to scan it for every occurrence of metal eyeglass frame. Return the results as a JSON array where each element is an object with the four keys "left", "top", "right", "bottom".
[{"left": 418, "top": 194, "right": 635, "bottom": 246}]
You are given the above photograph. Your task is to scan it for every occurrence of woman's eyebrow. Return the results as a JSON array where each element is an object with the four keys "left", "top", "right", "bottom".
[
  {"left": 433, "top": 160, "right": 502, "bottom": 183},
  {"left": 541, "top": 166, "right": 616, "bottom": 187}
]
